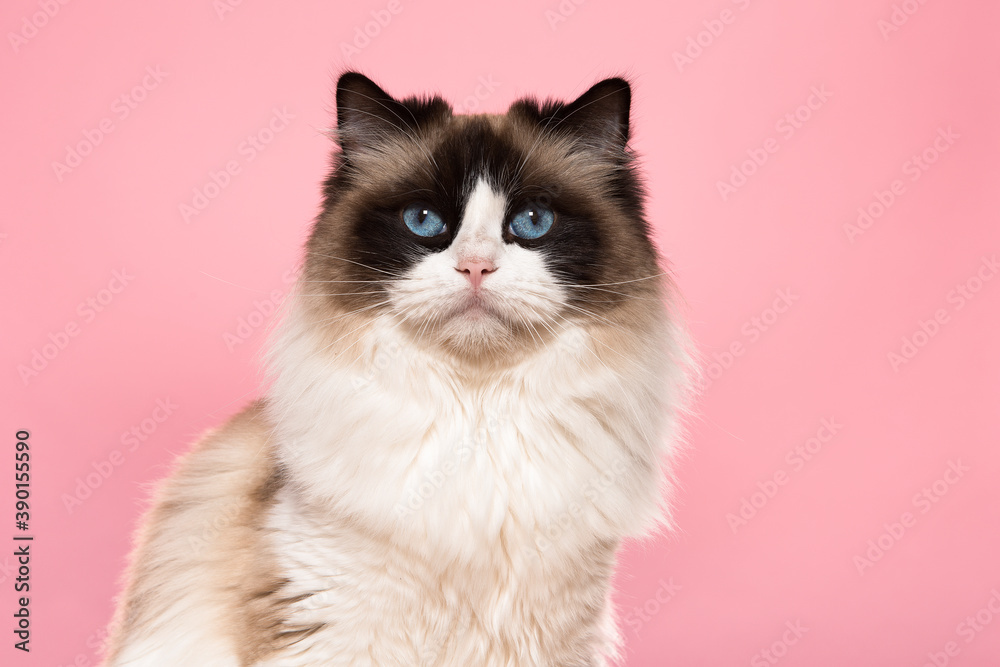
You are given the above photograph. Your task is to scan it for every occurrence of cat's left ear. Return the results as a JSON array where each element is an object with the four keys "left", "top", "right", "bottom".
[
  {"left": 335, "top": 72, "right": 414, "bottom": 155},
  {"left": 552, "top": 77, "right": 631, "bottom": 155}
]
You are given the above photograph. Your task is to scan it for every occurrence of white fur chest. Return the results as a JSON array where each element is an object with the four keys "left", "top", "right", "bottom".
[
  {"left": 261, "top": 486, "right": 620, "bottom": 667},
  {"left": 260, "top": 312, "right": 672, "bottom": 665}
]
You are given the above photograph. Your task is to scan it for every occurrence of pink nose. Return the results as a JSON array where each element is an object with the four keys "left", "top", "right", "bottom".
[{"left": 456, "top": 258, "right": 495, "bottom": 289}]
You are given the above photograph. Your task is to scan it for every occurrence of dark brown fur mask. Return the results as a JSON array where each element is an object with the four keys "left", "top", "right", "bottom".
[{"left": 301, "top": 72, "right": 664, "bottom": 362}]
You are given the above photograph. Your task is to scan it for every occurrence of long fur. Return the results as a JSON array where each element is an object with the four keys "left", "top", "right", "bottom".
[{"left": 104, "top": 72, "right": 695, "bottom": 666}]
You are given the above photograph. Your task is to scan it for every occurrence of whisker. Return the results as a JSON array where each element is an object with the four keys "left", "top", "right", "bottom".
[
  {"left": 558, "top": 273, "right": 667, "bottom": 288},
  {"left": 523, "top": 290, "right": 636, "bottom": 336},
  {"left": 309, "top": 252, "right": 405, "bottom": 278},
  {"left": 299, "top": 291, "right": 385, "bottom": 297},
  {"left": 199, "top": 270, "right": 285, "bottom": 294},
  {"left": 309, "top": 299, "right": 393, "bottom": 327},
  {"left": 299, "top": 280, "right": 390, "bottom": 284},
  {"left": 555, "top": 284, "right": 662, "bottom": 302}
]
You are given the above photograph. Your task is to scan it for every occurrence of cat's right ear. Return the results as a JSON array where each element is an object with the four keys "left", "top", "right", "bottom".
[{"left": 335, "top": 72, "right": 413, "bottom": 155}]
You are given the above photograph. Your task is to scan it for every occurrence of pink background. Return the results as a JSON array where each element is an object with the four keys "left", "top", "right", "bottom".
[{"left": 3, "top": 0, "right": 999, "bottom": 664}]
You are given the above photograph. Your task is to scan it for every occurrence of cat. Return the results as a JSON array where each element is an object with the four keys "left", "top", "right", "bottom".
[{"left": 103, "top": 71, "right": 694, "bottom": 666}]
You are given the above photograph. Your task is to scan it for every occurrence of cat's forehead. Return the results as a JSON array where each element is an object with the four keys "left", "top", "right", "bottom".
[{"left": 383, "top": 112, "right": 609, "bottom": 199}]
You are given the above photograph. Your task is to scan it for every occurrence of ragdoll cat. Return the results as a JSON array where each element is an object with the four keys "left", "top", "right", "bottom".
[{"left": 104, "top": 71, "right": 692, "bottom": 666}]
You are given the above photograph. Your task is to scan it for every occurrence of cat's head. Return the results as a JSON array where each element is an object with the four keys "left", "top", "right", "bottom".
[{"left": 302, "top": 71, "right": 664, "bottom": 362}]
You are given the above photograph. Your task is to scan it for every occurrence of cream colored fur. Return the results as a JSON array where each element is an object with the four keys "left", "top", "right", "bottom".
[{"left": 105, "top": 183, "right": 692, "bottom": 667}]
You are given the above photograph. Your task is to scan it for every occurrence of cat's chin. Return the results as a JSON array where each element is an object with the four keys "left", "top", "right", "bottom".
[
  {"left": 451, "top": 296, "right": 498, "bottom": 322},
  {"left": 438, "top": 307, "right": 512, "bottom": 355},
  {"left": 403, "top": 301, "right": 546, "bottom": 362}
]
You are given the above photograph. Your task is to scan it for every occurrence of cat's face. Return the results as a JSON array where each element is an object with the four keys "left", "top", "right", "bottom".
[{"left": 303, "top": 72, "right": 662, "bottom": 361}]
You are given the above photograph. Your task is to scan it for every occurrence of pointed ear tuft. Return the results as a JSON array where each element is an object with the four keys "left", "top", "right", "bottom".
[
  {"left": 335, "top": 72, "right": 411, "bottom": 154},
  {"left": 550, "top": 77, "right": 632, "bottom": 155}
]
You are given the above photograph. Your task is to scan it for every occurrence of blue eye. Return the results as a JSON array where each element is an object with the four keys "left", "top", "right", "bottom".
[
  {"left": 509, "top": 204, "right": 554, "bottom": 240},
  {"left": 402, "top": 204, "right": 446, "bottom": 237}
]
